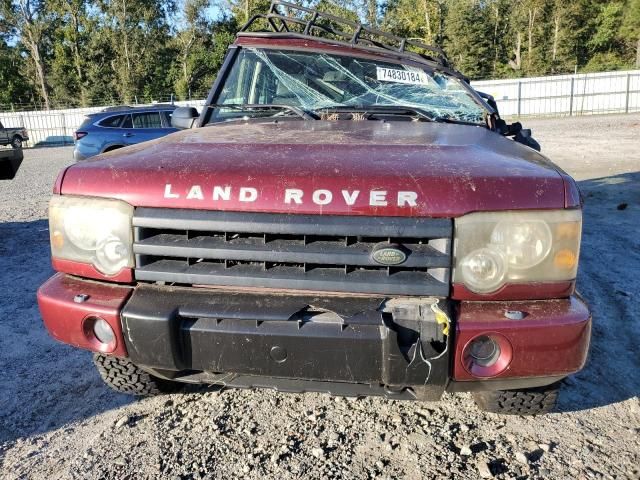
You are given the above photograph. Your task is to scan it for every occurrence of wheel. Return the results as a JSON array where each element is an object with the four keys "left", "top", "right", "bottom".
[
  {"left": 473, "top": 382, "right": 560, "bottom": 415},
  {"left": 93, "top": 354, "right": 180, "bottom": 396},
  {"left": 11, "top": 136, "right": 22, "bottom": 149}
]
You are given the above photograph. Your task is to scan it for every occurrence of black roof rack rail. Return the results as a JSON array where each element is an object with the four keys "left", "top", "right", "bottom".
[{"left": 239, "top": 0, "right": 450, "bottom": 68}]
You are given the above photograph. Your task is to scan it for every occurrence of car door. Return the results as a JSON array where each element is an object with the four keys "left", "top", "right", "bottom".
[
  {"left": 95, "top": 114, "right": 128, "bottom": 152},
  {"left": 116, "top": 113, "right": 136, "bottom": 145},
  {"left": 127, "top": 111, "right": 168, "bottom": 145}
]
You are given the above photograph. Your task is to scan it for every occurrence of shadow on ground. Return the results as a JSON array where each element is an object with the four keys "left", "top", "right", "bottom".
[
  {"left": 558, "top": 171, "right": 640, "bottom": 412},
  {"left": 0, "top": 220, "right": 133, "bottom": 445}
]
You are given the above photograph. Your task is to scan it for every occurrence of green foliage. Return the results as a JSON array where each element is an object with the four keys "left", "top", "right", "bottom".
[
  {"left": 583, "top": 51, "right": 629, "bottom": 72},
  {"left": 172, "top": 5, "right": 238, "bottom": 100},
  {"left": 620, "top": 0, "right": 640, "bottom": 66},
  {"left": 1, "top": 0, "right": 639, "bottom": 109},
  {"left": 443, "top": 0, "right": 493, "bottom": 79},
  {"left": 588, "top": 2, "right": 624, "bottom": 51},
  {"left": 226, "top": 0, "right": 272, "bottom": 25},
  {"left": 383, "top": 0, "right": 446, "bottom": 45},
  {"left": 0, "top": 39, "right": 34, "bottom": 106}
]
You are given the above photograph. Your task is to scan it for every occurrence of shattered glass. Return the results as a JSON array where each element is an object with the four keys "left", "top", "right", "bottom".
[{"left": 212, "top": 48, "right": 487, "bottom": 124}]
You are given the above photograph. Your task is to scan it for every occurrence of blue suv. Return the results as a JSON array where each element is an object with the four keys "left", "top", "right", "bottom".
[{"left": 73, "top": 105, "right": 178, "bottom": 161}]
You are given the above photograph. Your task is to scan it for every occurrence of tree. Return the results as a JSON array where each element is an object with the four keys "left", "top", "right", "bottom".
[
  {"left": 0, "top": 0, "right": 52, "bottom": 108},
  {"left": 98, "top": 0, "right": 176, "bottom": 103},
  {"left": 383, "top": 0, "right": 446, "bottom": 45},
  {"left": 174, "top": 0, "right": 213, "bottom": 99},
  {"left": 485, "top": 0, "right": 512, "bottom": 77},
  {"left": 2, "top": 0, "right": 640, "bottom": 112},
  {"left": 545, "top": 0, "right": 596, "bottom": 73},
  {"left": 621, "top": 0, "right": 640, "bottom": 67},
  {"left": 364, "top": 0, "right": 377, "bottom": 26},
  {"left": 443, "top": 0, "right": 493, "bottom": 79},
  {"left": 0, "top": 38, "right": 34, "bottom": 106},
  {"left": 585, "top": 1, "right": 626, "bottom": 71},
  {"left": 223, "top": 0, "right": 271, "bottom": 25},
  {"left": 312, "top": 0, "right": 359, "bottom": 22},
  {"left": 503, "top": 0, "right": 558, "bottom": 77},
  {"left": 48, "top": 0, "right": 93, "bottom": 106},
  {"left": 173, "top": 2, "right": 237, "bottom": 99}
]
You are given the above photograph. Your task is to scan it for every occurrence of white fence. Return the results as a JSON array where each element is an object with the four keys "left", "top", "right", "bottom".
[
  {"left": 0, "top": 99, "right": 207, "bottom": 148},
  {"left": 1, "top": 69, "right": 639, "bottom": 147},
  {"left": 471, "top": 70, "right": 640, "bottom": 117}
]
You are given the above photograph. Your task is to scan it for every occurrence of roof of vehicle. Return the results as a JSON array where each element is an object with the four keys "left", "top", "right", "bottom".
[
  {"left": 99, "top": 104, "right": 177, "bottom": 113},
  {"left": 239, "top": 1, "right": 454, "bottom": 74},
  {"left": 85, "top": 104, "right": 177, "bottom": 119}
]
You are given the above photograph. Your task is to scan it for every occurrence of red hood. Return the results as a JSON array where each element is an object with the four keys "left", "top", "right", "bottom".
[{"left": 60, "top": 120, "right": 566, "bottom": 217}]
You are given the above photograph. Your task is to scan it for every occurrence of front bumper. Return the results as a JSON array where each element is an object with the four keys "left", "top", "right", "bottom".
[{"left": 38, "top": 274, "right": 591, "bottom": 398}]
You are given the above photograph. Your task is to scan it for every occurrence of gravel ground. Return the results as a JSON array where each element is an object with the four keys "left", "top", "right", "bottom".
[{"left": 1, "top": 114, "right": 639, "bottom": 479}]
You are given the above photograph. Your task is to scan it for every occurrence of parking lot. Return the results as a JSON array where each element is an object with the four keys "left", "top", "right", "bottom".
[{"left": 1, "top": 114, "right": 639, "bottom": 479}]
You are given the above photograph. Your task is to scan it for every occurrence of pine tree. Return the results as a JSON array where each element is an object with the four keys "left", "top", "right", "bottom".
[
  {"left": 443, "top": 0, "right": 493, "bottom": 79},
  {"left": 621, "top": 0, "right": 640, "bottom": 67}
]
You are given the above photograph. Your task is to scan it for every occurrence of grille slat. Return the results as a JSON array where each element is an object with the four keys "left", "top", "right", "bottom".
[
  {"left": 134, "top": 233, "right": 450, "bottom": 268},
  {"left": 133, "top": 209, "right": 452, "bottom": 296},
  {"left": 133, "top": 208, "right": 452, "bottom": 238},
  {"left": 134, "top": 260, "right": 449, "bottom": 296}
]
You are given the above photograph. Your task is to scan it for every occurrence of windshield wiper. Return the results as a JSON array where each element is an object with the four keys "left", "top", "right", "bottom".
[{"left": 209, "top": 104, "right": 317, "bottom": 120}]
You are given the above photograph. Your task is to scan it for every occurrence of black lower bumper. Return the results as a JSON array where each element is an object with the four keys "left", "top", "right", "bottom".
[{"left": 122, "top": 285, "right": 450, "bottom": 398}]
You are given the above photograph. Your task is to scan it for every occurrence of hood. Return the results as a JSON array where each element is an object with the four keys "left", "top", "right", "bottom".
[{"left": 60, "top": 120, "right": 566, "bottom": 217}]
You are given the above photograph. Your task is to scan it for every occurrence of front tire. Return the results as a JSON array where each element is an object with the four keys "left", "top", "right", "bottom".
[
  {"left": 11, "top": 136, "right": 22, "bottom": 149},
  {"left": 93, "top": 354, "right": 180, "bottom": 396},
  {"left": 473, "top": 382, "right": 560, "bottom": 415}
]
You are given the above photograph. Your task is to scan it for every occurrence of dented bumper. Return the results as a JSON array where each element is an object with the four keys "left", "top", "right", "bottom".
[
  {"left": 120, "top": 285, "right": 450, "bottom": 393},
  {"left": 38, "top": 273, "right": 591, "bottom": 398}
]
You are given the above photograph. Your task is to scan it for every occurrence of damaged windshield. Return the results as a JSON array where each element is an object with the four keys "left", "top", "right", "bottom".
[{"left": 209, "top": 48, "right": 487, "bottom": 124}]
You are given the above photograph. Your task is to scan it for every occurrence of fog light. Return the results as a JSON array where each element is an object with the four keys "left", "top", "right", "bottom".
[
  {"left": 462, "top": 333, "right": 513, "bottom": 378},
  {"left": 93, "top": 318, "right": 115, "bottom": 345},
  {"left": 468, "top": 335, "right": 500, "bottom": 367}
]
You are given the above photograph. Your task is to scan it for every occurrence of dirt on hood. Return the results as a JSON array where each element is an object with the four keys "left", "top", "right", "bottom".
[{"left": 60, "top": 120, "right": 566, "bottom": 217}]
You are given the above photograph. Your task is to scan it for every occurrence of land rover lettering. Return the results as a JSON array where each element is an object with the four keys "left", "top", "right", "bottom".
[{"left": 164, "top": 184, "right": 420, "bottom": 207}]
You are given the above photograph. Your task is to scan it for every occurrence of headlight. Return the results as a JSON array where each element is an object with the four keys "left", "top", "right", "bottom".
[
  {"left": 454, "top": 210, "right": 582, "bottom": 294},
  {"left": 49, "top": 196, "right": 133, "bottom": 276}
]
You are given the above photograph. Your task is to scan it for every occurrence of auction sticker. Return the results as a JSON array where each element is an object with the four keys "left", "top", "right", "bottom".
[{"left": 376, "top": 67, "right": 429, "bottom": 85}]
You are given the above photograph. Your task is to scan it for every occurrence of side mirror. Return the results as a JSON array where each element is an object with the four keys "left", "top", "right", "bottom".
[
  {"left": 171, "top": 107, "right": 199, "bottom": 129},
  {"left": 475, "top": 90, "right": 499, "bottom": 116}
]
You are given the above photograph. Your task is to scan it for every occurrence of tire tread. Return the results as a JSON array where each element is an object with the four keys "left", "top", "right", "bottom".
[
  {"left": 473, "top": 383, "right": 560, "bottom": 415},
  {"left": 93, "top": 354, "right": 179, "bottom": 396}
]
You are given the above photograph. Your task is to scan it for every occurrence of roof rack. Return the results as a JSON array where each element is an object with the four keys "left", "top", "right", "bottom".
[
  {"left": 99, "top": 104, "right": 177, "bottom": 113},
  {"left": 240, "top": 0, "right": 450, "bottom": 68}
]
